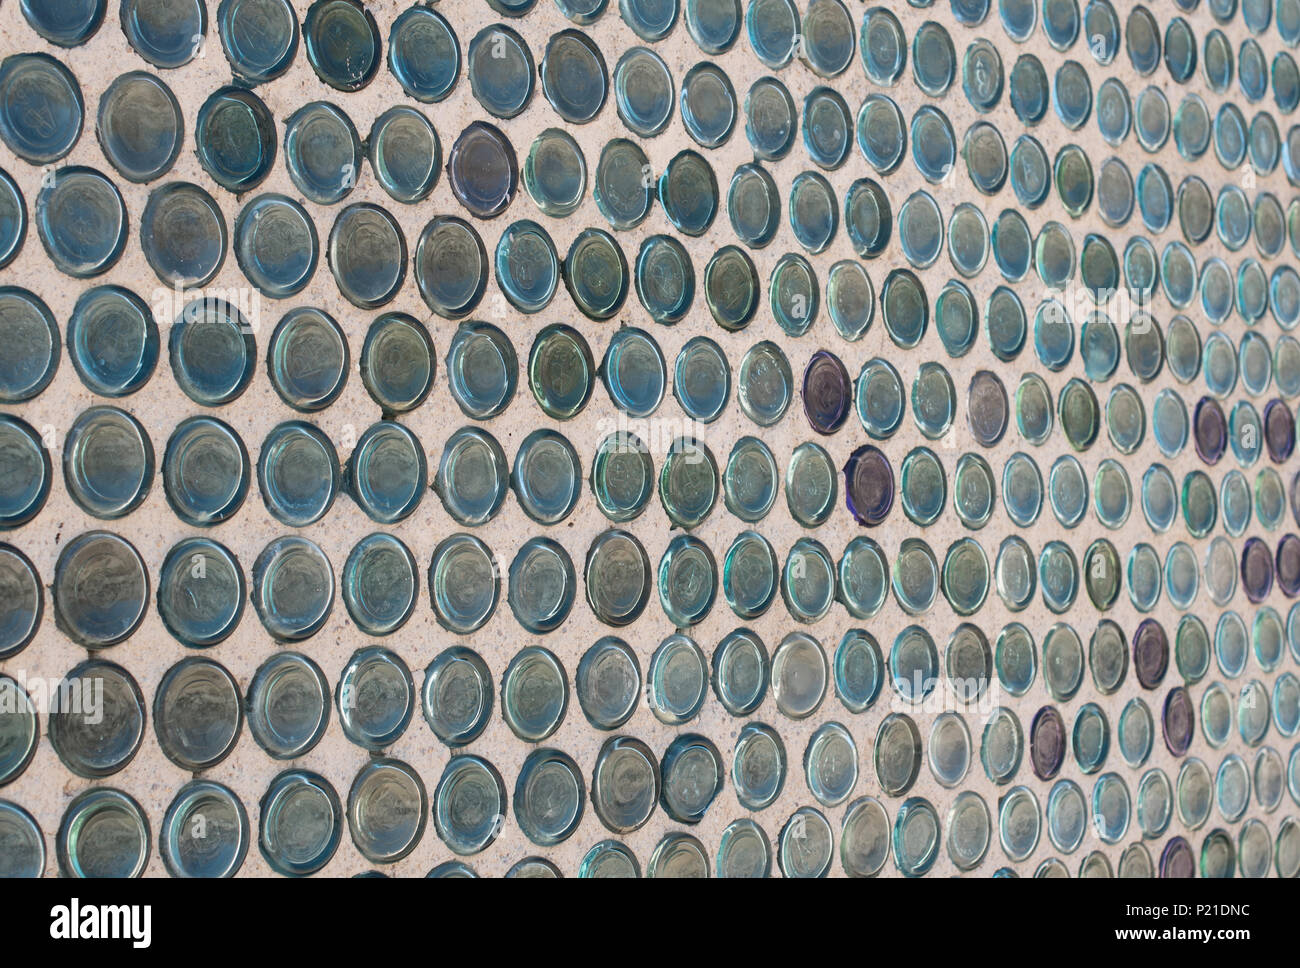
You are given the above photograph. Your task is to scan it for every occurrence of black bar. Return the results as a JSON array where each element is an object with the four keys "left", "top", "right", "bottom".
[{"left": 3, "top": 878, "right": 1279, "bottom": 957}]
